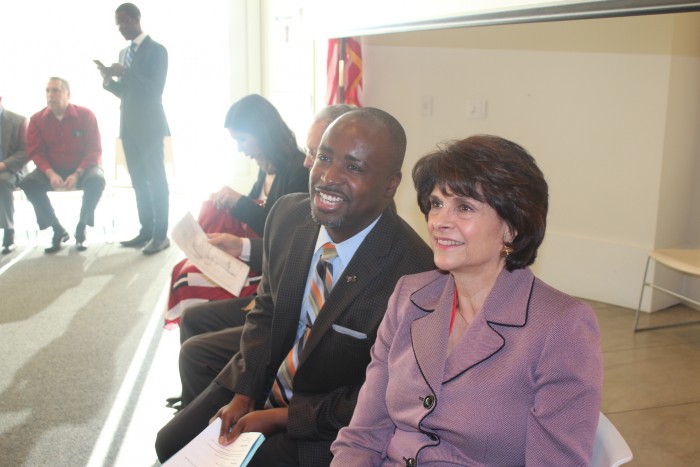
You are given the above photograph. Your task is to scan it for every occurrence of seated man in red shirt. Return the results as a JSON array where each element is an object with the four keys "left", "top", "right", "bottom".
[{"left": 21, "top": 77, "right": 105, "bottom": 253}]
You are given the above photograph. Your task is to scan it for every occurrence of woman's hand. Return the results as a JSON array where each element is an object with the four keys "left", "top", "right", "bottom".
[
  {"left": 208, "top": 233, "right": 243, "bottom": 257},
  {"left": 211, "top": 186, "right": 243, "bottom": 210}
]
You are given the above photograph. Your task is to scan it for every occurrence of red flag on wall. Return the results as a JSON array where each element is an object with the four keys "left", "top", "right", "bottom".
[{"left": 326, "top": 37, "right": 363, "bottom": 107}]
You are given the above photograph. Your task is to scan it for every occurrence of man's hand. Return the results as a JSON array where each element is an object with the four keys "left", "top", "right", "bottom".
[
  {"left": 223, "top": 408, "right": 288, "bottom": 445},
  {"left": 208, "top": 233, "right": 243, "bottom": 257},
  {"left": 100, "top": 63, "right": 125, "bottom": 79},
  {"left": 47, "top": 171, "right": 65, "bottom": 190},
  {"left": 0, "top": 162, "right": 6, "bottom": 172},
  {"left": 64, "top": 172, "right": 80, "bottom": 191},
  {"left": 211, "top": 394, "right": 256, "bottom": 445},
  {"left": 210, "top": 186, "right": 242, "bottom": 210}
]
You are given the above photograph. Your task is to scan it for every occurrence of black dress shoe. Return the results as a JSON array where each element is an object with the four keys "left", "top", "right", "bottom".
[
  {"left": 3, "top": 229, "right": 14, "bottom": 249},
  {"left": 120, "top": 234, "right": 152, "bottom": 248},
  {"left": 1, "top": 244, "right": 15, "bottom": 255},
  {"left": 45, "top": 231, "right": 70, "bottom": 254},
  {"left": 142, "top": 237, "right": 170, "bottom": 255},
  {"left": 75, "top": 224, "right": 87, "bottom": 251}
]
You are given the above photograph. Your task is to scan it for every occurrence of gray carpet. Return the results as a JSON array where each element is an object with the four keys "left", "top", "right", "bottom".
[{"left": 0, "top": 241, "right": 180, "bottom": 466}]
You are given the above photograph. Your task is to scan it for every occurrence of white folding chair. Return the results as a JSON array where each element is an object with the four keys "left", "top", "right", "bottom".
[
  {"left": 634, "top": 248, "right": 700, "bottom": 332},
  {"left": 591, "top": 413, "right": 633, "bottom": 467}
]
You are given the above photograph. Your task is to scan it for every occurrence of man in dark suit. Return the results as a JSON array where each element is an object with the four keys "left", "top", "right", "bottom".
[
  {"left": 0, "top": 97, "right": 28, "bottom": 254},
  {"left": 155, "top": 108, "right": 434, "bottom": 465},
  {"left": 99, "top": 2, "right": 170, "bottom": 255}
]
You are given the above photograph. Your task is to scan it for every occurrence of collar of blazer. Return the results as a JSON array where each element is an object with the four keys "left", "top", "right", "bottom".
[
  {"left": 409, "top": 268, "right": 535, "bottom": 385},
  {"left": 300, "top": 207, "right": 401, "bottom": 361}
]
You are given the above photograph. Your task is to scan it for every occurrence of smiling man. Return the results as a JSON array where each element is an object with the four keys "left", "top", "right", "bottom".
[{"left": 155, "top": 108, "right": 434, "bottom": 466}]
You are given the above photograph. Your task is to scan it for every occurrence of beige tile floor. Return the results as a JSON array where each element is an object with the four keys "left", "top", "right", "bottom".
[{"left": 590, "top": 300, "right": 700, "bottom": 466}]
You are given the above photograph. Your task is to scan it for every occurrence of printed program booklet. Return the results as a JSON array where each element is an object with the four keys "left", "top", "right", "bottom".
[{"left": 162, "top": 418, "right": 264, "bottom": 467}]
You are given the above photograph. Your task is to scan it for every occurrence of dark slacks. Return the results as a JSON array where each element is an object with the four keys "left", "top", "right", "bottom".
[
  {"left": 20, "top": 166, "right": 105, "bottom": 230},
  {"left": 121, "top": 136, "right": 169, "bottom": 240},
  {"left": 178, "top": 297, "right": 250, "bottom": 405},
  {"left": 157, "top": 297, "right": 299, "bottom": 465},
  {"left": 0, "top": 170, "right": 21, "bottom": 230}
]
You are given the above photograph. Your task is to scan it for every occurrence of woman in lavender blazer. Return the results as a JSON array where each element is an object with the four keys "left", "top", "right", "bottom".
[{"left": 331, "top": 135, "right": 602, "bottom": 466}]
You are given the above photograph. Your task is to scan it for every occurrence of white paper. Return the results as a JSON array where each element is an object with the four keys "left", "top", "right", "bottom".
[
  {"left": 171, "top": 212, "right": 250, "bottom": 296},
  {"left": 162, "top": 418, "right": 264, "bottom": 467}
]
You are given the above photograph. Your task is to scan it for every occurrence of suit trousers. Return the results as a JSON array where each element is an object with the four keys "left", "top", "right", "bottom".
[
  {"left": 0, "top": 170, "right": 21, "bottom": 230},
  {"left": 121, "top": 136, "right": 169, "bottom": 240},
  {"left": 179, "top": 298, "right": 249, "bottom": 406},
  {"left": 20, "top": 166, "right": 105, "bottom": 230},
  {"left": 179, "top": 296, "right": 252, "bottom": 345}
]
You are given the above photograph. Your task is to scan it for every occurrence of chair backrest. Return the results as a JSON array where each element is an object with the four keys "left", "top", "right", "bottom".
[{"left": 591, "top": 413, "right": 633, "bottom": 467}]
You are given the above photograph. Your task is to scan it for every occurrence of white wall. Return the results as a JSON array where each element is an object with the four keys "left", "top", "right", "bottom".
[{"left": 357, "top": 13, "right": 700, "bottom": 309}]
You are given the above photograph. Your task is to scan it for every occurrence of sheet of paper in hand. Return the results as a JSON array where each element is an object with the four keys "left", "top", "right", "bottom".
[{"left": 171, "top": 212, "right": 250, "bottom": 296}]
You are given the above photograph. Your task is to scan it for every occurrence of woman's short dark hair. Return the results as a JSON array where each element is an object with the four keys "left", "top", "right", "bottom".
[
  {"left": 224, "top": 94, "right": 303, "bottom": 170},
  {"left": 412, "top": 134, "right": 548, "bottom": 271}
]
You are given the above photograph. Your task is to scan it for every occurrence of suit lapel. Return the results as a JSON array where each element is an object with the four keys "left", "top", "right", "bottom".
[
  {"left": 128, "top": 36, "right": 150, "bottom": 68},
  {"left": 409, "top": 269, "right": 535, "bottom": 384},
  {"left": 410, "top": 274, "right": 452, "bottom": 393},
  {"left": 443, "top": 268, "right": 534, "bottom": 383},
  {"left": 301, "top": 209, "right": 397, "bottom": 360},
  {"left": 273, "top": 215, "right": 320, "bottom": 353}
]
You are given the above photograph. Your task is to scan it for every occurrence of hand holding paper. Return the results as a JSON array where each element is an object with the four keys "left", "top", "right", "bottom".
[
  {"left": 162, "top": 418, "right": 264, "bottom": 467},
  {"left": 171, "top": 212, "right": 250, "bottom": 296}
]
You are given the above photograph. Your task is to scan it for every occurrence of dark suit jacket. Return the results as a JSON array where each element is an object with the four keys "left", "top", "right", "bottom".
[
  {"left": 216, "top": 193, "right": 435, "bottom": 465},
  {"left": 104, "top": 35, "right": 169, "bottom": 142},
  {"left": 233, "top": 152, "right": 308, "bottom": 270},
  {"left": 1, "top": 109, "right": 28, "bottom": 178}
]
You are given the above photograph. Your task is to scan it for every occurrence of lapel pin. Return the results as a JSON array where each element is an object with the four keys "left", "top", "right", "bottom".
[{"left": 346, "top": 275, "right": 357, "bottom": 283}]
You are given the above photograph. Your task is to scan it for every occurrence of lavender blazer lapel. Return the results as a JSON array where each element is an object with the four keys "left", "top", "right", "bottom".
[
  {"left": 443, "top": 268, "right": 535, "bottom": 383},
  {"left": 409, "top": 270, "right": 535, "bottom": 385},
  {"left": 410, "top": 274, "right": 453, "bottom": 393}
]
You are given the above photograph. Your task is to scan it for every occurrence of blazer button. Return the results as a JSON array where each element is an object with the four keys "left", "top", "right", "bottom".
[
  {"left": 422, "top": 395, "right": 435, "bottom": 409},
  {"left": 405, "top": 457, "right": 416, "bottom": 467}
]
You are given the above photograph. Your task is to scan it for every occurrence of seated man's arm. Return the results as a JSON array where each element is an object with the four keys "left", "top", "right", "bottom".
[
  {"left": 287, "top": 384, "right": 363, "bottom": 441},
  {"left": 1, "top": 114, "right": 28, "bottom": 173}
]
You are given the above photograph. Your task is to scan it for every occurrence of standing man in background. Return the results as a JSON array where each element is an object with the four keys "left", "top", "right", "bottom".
[
  {"left": 0, "top": 97, "right": 29, "bottom": 254},
  {"left": 21, "top": 77, "right": 105, "bottom": 254},
  {"left": 98, "top": 2, "right": 170, "bottom": 255}
]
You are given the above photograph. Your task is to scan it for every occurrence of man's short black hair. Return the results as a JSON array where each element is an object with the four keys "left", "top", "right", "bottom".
[{"left": 116, "top": 3, "right": 141, "bottom": 20}]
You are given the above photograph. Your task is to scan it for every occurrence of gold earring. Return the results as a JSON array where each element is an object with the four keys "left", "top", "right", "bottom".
[{"left": 501, "top": 244, "right": 513, "bottom": 258}]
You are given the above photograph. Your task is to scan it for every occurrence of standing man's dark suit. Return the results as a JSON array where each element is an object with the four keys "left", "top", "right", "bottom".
[
  {"left": 0, "top": 103, "right": 28, "bottom": 253},
  {"left": 100, "top": 3, "right": 170, "bottom": 254},
  {"left": 155, "top": 108, "right": 435, "bottom": 466}
]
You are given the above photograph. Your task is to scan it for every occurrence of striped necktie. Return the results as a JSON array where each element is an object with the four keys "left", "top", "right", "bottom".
[
  {"left": 265, "top": 242, "right": 338, "bottom": 408},
  {"left": 124, "top": 42, "right": 137, "bottom": 68}
]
